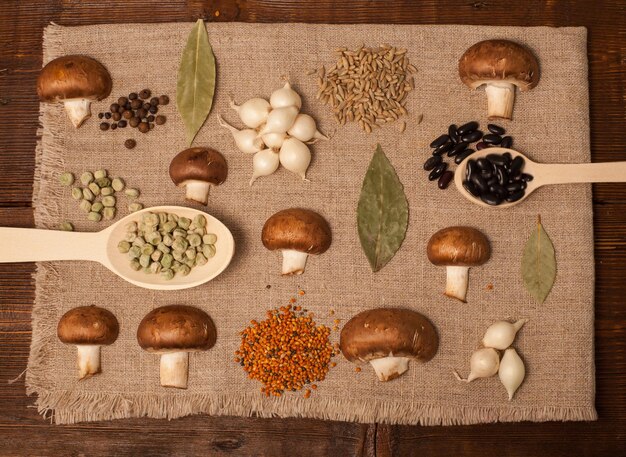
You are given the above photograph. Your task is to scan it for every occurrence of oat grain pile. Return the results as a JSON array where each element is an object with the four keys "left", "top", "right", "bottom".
[{"left": 314, "top": 44, "right": 417, "bottom": 133}]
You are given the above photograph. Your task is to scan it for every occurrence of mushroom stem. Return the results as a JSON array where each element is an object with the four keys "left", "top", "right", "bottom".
[
  {"left": 445, "top": 266, "right": 470, "bottom": 302},
  {"left": 160, "top": 351, "right": 189, "bottom": 389},
  {"left": 281, "top": 249, "right": 309, "bottom": 275},
  {"left": 485, "top": 83, "right": 515, "bottom": 120},
  {"left": 76, "top": 344, "right": 101, "bottom": 379},
  {"left": 184, "top": 181, "right": 211, "bottom": 205},
  {"left": 369, "top": 356, "right": 411, "bottom": 382},
  {"left": 64, "top": 99, "right": 92, "bottom": 128}
]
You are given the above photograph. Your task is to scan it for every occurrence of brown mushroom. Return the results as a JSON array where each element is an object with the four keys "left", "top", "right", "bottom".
[
  {"left": 340, "top": 308, "right": 438, "bottom": 382},
  {"left": 261, "top": 208, "right": 331, "bottom": 275},
  {"left": 57, "top": 305, "right": 119, "bottom": 379},
  {"left": 169, "top": 147, "right": 227, "bottom": 205},
  {"left": 137, "top": 305, "right": 216, "bottom": 389},
  {"left": 458, "top": 40, "right": 539, "bottom": 120},
  {"left": 426, "top": 226, "right": 491, "bottom": 302},
  {"left": 37, "top": 55, "right": 112, "bottom": 128}
]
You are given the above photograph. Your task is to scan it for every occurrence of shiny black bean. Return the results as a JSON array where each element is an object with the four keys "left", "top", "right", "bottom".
[
  {"left": 496, "top": 166, "right": 508, "bottom": 186},
  {"left": 463, "top": 180, "right": 480, "bottom": 197},
  {"left": 506, "top": 190, "right": 526, "bottom": 202},
  {"left": 448, "top": 124, "right": 459, "bottom": 143},
  {"left": 454, "top": 149, "right": 475, "bottom": 164},
  {"left": 509, "top": 156, "right": 525, "bottom": 176},
  {"left": 481, "top": 169, "right": 493, "bottom": 179},
  {"left": 480, "top": 193, "right": 502, "bottom": 206},
  {"left": 476, "top": 141, "right": 488, "bottom": 150},
  {"left": 490, "top": 184, "right": 507, "bottom": 198},
  {"left": 457, "top": 121, "right": 479, "bottom": 135},
  {"left": 429, "top": 163, "right": 448, "bottom": 181},
  {"left": 486, "top": 153, "right": 507, "bottom": 166},
  {"left": 487, "top": 124, "right": 505, "bottom": 135},
  {"left": 521, "top": 173, "right": 534, "bottom": 182},
  {"left": 502, "top": 152, "right": 512, "bottom": 165},
  {"left": 430, "top": 134, "right": 450, "bottom": 148},
  {"left": 506, "top": 182, "right": 523, "bottom": 193},
  {"left": 466, "top": 159, "right": 477, "bottom": 180},
  {"left": 438, "top": 171, "right": 454, "bottom": 189},
  {"left": 433, "top": 142, "right": 454, "bottom": 156},
  {"left": 500, "top": 136, "right": 513, "bottom": 148},
  {"left": 476, "top": 158, "right": 491, "bottom": 170},
  {"left": 461, "top": 130, "right": 483, "bottom": 143},
  {"left": 471, "top": 174, "right": 489, "bottom": 193},
  {"left": 486, "top": 177, "right": 498, "bottom": 187},
  {"left": 483, "top": 134, "right": 502, "bottom": 145},
  {"left": 520, "top": 181, "right": 527, "bottom": 190},
  {"left": 448, "top": 141, "right": 468, "bottom": 157},
  {"left": 423, "top": 155, "right": 442, "bottom": 171}
]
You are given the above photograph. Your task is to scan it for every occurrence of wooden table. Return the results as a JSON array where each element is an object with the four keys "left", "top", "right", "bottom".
[{"left": 1, "top": 1, "right": 624, "bottom": 455}]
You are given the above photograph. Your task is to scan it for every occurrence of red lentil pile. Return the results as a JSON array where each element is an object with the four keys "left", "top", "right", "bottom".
[{"left": 235, "top": 304, "right": 335, "bottom": 397}]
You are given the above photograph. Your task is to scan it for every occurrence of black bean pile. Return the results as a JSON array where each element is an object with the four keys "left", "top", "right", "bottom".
[
  {"left": 98, "top": 89, "right": 169, "bottom": 149},
  {"left": 423, "top": 122, "right": 514, "bottom": 190},
  {"left": 463, "top": 153, "right": 533, "bottom": 205}
]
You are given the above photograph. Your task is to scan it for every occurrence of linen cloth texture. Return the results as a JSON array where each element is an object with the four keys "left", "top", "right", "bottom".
[{"left": 29, "top": 22, "right": 595, "bottom": 425}]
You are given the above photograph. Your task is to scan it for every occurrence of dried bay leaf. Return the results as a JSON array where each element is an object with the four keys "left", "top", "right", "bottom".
[
  {"left": 357, "top": 144, "right": 409, "bottom": 272},
  {"left": 177, "top": 19, "right": 216, "bottom": 146},
  {"left": 521, "top": 215, "right": 556, "bottom": 303}
]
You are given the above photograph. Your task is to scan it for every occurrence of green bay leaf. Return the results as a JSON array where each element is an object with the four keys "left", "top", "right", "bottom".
[
  {"left": 521, "top": 216, "right": 556, "bottom": 303},
  {"left": 357, "top": 144, "right": 409, "bottom": 272},
  {"left": 177, "top": 19, "right": 216, "bottom": 146}
]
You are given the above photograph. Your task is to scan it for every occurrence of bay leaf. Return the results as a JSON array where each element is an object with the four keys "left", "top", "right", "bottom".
[
  {"left": 177, "top": 19, "right": 216, "bottom": 146},
  {"left": 521, "top": 215, "right": 556, "bottom": 303},
  {"left": 357, "top": 144, "right": 409, "bottom": 272}
]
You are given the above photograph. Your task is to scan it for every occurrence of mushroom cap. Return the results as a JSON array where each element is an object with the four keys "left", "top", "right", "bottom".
[
  {"left": 261, "top": 208, "right": 331, "bottom": 255},
  {"left": 427, "top": 226, "right": 491, "bottom": 267},
  {"left": 340, "top": 308, "right": 438, "bottom": 363},
  {"left": 169, "top": 147, "right": 228, "bottom": 187},
  {"left": 37, "top": 55, "right": 112, "bottom": 102},
  {"left": 458, "top": 40, "right": 539, "bottom": 91},
  {"left": 137, "top": 305, "right": 216, "bottom": 353},
  {"left": 57, "top": 305, "right": 119, "bottom": 346}
]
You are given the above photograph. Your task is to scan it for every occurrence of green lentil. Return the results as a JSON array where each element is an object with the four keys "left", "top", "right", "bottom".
[
  {"left": 184, "top": 258, "right": 195, "bottom": 268},
  {"left": 161, "top": 269, "right": 175, "bottom": 280},
  {"left": 141, "top": 244, "right": 155, "bottom": 256},
  {"left": 103, "top": 207, "right": 116, "bottom": 220},
  {"left": 129, "top": 202, "right": 143, "bottom": 212},
  {"left": 87, "top": 211, "right": 102, "bottom": 222},
  {"left": 179, "top": 265, "right": 191, "bottom": 276},
  {"left": 129, "top": 259, "right": 141, "bottom": 271},
  {"left": 172, "top": 237, "right": 189, "bottom": 252},
  {"left": 157, "top": 242, "right": 170, "bottom": 254},
  {"left": 177, "top": 217, "right": 191, "bottom": 230},
  {"left": 100, "top": 186, "right": 114, "bottom": 196},
  {"left": 71, "top": 187, "right": 83, "bottom": 200},
  {"left": 88, "top": 182, "right": 101, "bottom": 196},
  {"left": 91, "top": 201, "right": 104, "bottom": 213},
  {"left": 193, "top": 214, "right": 207, "bottom": 227},
  {"left": 59, "top": 221, "right": 74, "bottom": 231},
  {"left": 139, "top": 254, "right": 151, "bottom": 268},
  {"left": 95, "top": 177, "right": 111, "bottom": 188},
  {"left": 94, "top": 169, "right": 107, "bottom": 180},
  {"left": 80, "top": 172, "right": 94, "bottom": 186},
  {"left": 163, "top": 234, "right": 173, "bottom": 247},
  {"left": 162, "top": 221, "right": 177, "bottom": 233},
  {"left": 111, "top": 178, "right": 125, "bottom": 192},
  {"left": 79, "top": 199, "right": 92, "bottom": 213},
  {"left": 171, "top": 261, "right": 182, "bottom": 271},
  {"left": 59, "top": 172, "right": 75, "bottom": 186},
  {"left": 172, "top": 250, "right": 184, "bottom": 262},
  {"left": 203, "top": 233, "right": 218, "bottom": 244},
  {"left": 149, "top": 262, "right": 162, "bottom": 274},
  {"left": 151, "top": 250, "right": 163, "bottom": 262},
  {"left": 125, "top": 222, "right": 138, "bottom": 232},
  {"left": 173, "top": 228, "right": 187, "bottom": 238},
  {"left": 128, "top": 246, "right": 141, "bottom": 259},
  {"left": 161, "top": 253, "right": 174, "bottom": 269},
  {"left": 167, "top": 213, "right": 179, "bottom": 222},
  {"left": 187, "top": 233, "right": 202, "bottom": 247},
  {"left": 118, "top": 241, "right": 131, "bottom": 253},
  {"left": 133, "top": 236, "right": 146, "bottom": 247},
  {"left": 102, "top": 196, "right": 116, "bottom": 207},
  {"left": 158, "top": 212, "right": 168, "bottom": 225},
  {"left": 203, "top": 244, "right": 216, "bottom": 258},
  {"left": 185, "top": 248, "right": 196, "bottom": 260},
  {"left": 82, "top": 187, "right": 95, "bottom": 202},
  {"left": 125, "top": 188, "right": 140, "bottom": 198},
  {"left": 125, "top": 231, "right": 137, "bottom": 242},
  {"left": 195, "top": 253, "right": 208, "bottom": 266},
  {"left": 146, "top": 231, "right": 161, "bottom": 245}
]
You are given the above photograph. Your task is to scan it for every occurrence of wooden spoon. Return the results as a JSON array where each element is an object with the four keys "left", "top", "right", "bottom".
[
  {"left": 0, "top": 206, "right": 235, "bottom": 290},
  {"left": 454, "top": 147, "right": 626, "bottom": 208}
]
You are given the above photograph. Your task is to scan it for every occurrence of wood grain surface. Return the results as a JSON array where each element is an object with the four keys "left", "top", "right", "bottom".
[{"left": 0, "top": 1, "right": 624, "bottom": 456}]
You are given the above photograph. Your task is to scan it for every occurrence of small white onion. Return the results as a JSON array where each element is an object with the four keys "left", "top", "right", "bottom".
[
  {"left": 217, "top": 115, "right": 264, "bottom": 154},
  {"left": 249, "top": 148, "right": 279, "bottom": 185},
  {"left": 229, "top": 97, "right": 271, "bottom": 128},
  {"left": 259, "top": 106, "right": 299, "bottom": 135},
  {"left": 454, "top": 347, "right": 500, "bottom": 383},
  {"left": 261, "top": 132, "right": 288, "bottom": 149},
  {"left": 279, "top": 138, "right": 311, "bottom": 180},
  {"left": 482, "top": 319, "right": 528, "bottom": 350},
  {"left": 270, "top": 81, "right": 302, "bottom": 109},
  {"left": 499, "top": 348, "right": 525, "bottom": 400},
  {"left": 287, "top": 113, "right": 328, "bottom": 142}
]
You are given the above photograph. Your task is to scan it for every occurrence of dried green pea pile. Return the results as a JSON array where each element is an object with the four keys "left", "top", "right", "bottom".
[{"left": 117, "top": 211, "right": 217, "bottom": 280}]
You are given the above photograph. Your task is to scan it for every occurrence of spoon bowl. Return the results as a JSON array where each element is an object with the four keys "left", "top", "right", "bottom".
[
  {"left": 0, "top": 206, "right": 235, "bottom": 290},
  {"left": 454, "top": 147, "right": 626, "bottom": 208}
]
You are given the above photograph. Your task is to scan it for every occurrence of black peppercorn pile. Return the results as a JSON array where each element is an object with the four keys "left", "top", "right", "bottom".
[
  {"left": 423, "top": 122, "right": 514, "bottom": 190},
  {"left": 98, "top": 89, "right": 169, "bottom": 148}
]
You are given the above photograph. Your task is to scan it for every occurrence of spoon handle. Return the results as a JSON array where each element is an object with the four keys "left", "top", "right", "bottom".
[
  {"left": 0, "top": 227, "right": 102, "bottom": 263},
  {"left": 537, "top": 161, "right": 626, "bottom": 185}
]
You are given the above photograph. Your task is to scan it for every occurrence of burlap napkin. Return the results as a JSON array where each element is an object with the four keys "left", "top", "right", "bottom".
[{"left": 28, "top": 22, "right": 596, "bottom": 425}]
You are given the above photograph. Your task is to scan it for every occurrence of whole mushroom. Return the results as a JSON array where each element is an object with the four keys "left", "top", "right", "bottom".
[
  {"left": 458, "top": 40, "right": 539, "bottom": 120},
  {"left": 57, "top": 305, "right": 119, "bottom": 380},
  {"left": 169, "top": 147, "right": 227, "bottom": 205},
  {"left": 426, "top": 226, "right": 491, "bottom": 302},
  {"left": 137, "top": 305, "right": 216, "bottom": 389},
  {"left": 340, "top": 308, "right": 438, "bottom": 382},
  {"left": 261, "top": 208, "right": 331, "bottom": 275},
  {"left": 37, "top": 55, "right": 112, "bottom": 128}
]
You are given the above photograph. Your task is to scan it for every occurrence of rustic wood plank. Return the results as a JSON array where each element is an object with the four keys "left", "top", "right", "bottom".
[{"left": 0, "top": 0, "right": 624, "bottom": 456}]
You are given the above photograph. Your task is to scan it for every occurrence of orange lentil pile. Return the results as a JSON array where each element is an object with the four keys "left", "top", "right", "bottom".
[{"left": 235, "top": 304, "right": 335, "bottom": 397}]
